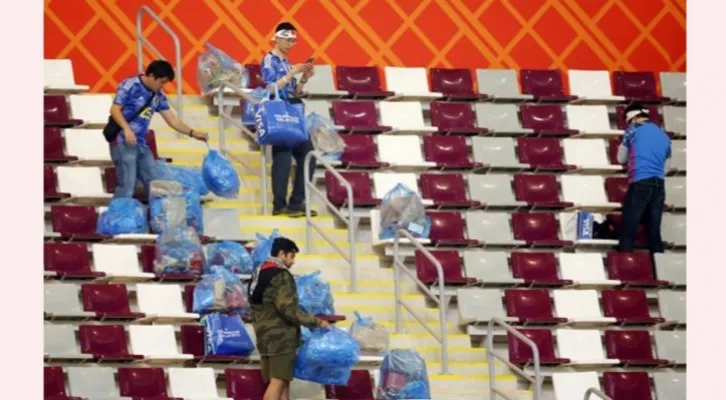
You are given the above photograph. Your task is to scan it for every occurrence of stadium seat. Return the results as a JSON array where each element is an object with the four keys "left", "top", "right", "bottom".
[
  {"left": 669, "top": 140, "right": 686, "bottom": 172},
  {"left": 49, "top": 205, "right": 103, "bottom": 240},
  {"left": 340, "top": 134, "right": 388, "bottom": 169},
  {"left": 429, "top": 68, "right": 478, "bottom": 101},
  {"left": 302, "top": 64, "right": 347, "bottom": 97},
  {"left": 181, "top": 324, "right": 247, "bottom": 363},
  {"left": 44, "top": 59, "right": 89, "bottom": 93},
  {"left": 511, "top": 212, "right": 572, "bottom": 247},
  {"left": 516, "top": 137, "right": 574, "bottom": 171},
  {"left": 553, "top": 289, "right": 615, "bottom": 324},
  {"left": 558, "top": 253, "right": 619, "bottom": 286},
  {"left": 136, "top": 283, "right": 198, "bottom": 321},
  {"left": 603, "top": 371, "right": 653, "bottom": 400},
  {"left": 79, "top": 324, "right": 140, "bottom": 361},
  {"left": 44, "top": 242, "right": 99, "bottom": 279},
  {"left": 429, "top": 101, "right": 488, "bottom": 135},
  {"left": 44, "top": 366, "right": 73, "bottom": 398},
  {"left": 606, "top": 251, "right": 667, "bottom": 287},
  {"left": 204, "top": 208, "right": 245, "bottom": 241},
  {"left": 377, "top": 135, "right": 435, "bottom": 168},
  {"left": 474, "top": 104, "right": 531, "bottom": 136},
  {"left": 44, "top": 95, "right": 83, "bottom": 127},
  {"left": 63, "top": 128, "right": 111, "bottom": 162},
  {"left": 557, "top": 328, "right": 618, "bottom": 365},
  {"left": 653, "top": 373, "right": 686, "bottom": 400},
  {"left": 102, "top": 166, "right": 146, "bottom": 200},
  {"left": 471, "top": 137, "right": 527, "bottom": 170},
  {"left": 415, "top": 249, "right": 474, "bottom": 285},
  {"left": 378, "top": 101, "right": 437, "bottom": 134},
  {"left": 45, "top": 283, "right": 94, "bottom": 320},
  {"left": 562, "top": 138, "right": 622, "bottom": 172},
  {"left": 565, "top": 105, "right": 623, "bottom": 137},
  {"left": 117, "top": 367, "right": 170, "bottom": 398},
  {"left": 601, "top": 289, "right": 665, "bottom": 324},
  {"left": 80, "top": 283, "right": 143, "bottom": 320},
  {"left": 167, "top": 367, "right": 222, "bottom": 398},
  {"left": 613, "top": 71, "right": 669, "bottom": 103},
  {"left": 662, "top": 105, "right": 686, "bottom": 137},
  {"left": 467, "top": 174, "right": 525, "bottom": 209},
  {"left": 456, "top": 288, "right": 509, "bottom": 324},
  {"left": 508, "top": 329, "right": 569, "bottom": 365},
  {"left": 561, "top": 175, "right": 619, "bottom": 210},
  {"left": 558, "top": 211, "right": 618, "bottom": 247},
  {"left": 332, "top": 101, "right": 391, "bottom": 134},
  {"left": 384, "top": 66, "right": 441, "bottom": 100},
  {"left": 567, "top": 69, "right": 624, "bottom": 103},
  {"left": 69, "top": 94, "right": 113, "bottom": 127},
  {"left": 476, "top": 69, "right": 533, "bottom": 101},
  {"left": 372, "top": 172, "right": 423, "bottom": 202},
  {"left": 519, "top": 104, "right": 578, "bottom": 137},
  {"left": 604, "top": 176, "right": 628, "bottom": 204},
  {"left": 336, "top": 66, "right": 393, "bottom": 99},
  {"left": 513, "top": 173, "right": 572, "bottom": 209},
  {"left": 662, "top": 213, "right": 687, "bottom": 247},
  {"left": 426, "top": 211, "right": 479, "bottom": 246},
  {"left": 510, "top": 252, "right": 571, "bottom": 286},
  {"left": 422, "top": 135, "right": 482, "bottom": 170},
  {"left": 659, "top": 72, "right": 686, "bottom": 104},
  {"left": 615, "top": 105, "right": 664, "bottom": 130},
  {"left": 504, "top": 289, "right": 566, "bottom": 324},
  {"left": 654, "top": 253, "right": 686, "bottom": 286},
  {"left": 553, "top": 372, "right": 603, "bottom": 400},
  {"left": 463, "top": 250, "right": 522, "bottom": 285},
  {"left": 303, "top": 98, "right": 331, "bottom": 118},
  {"left": 605, "top": 330, "right": 669, "bottom": 365},
  {"left": 45, "top": 324, "right": 90, "bottom": 361},
  {"left": 66, "top": 366, "right": 118, "bottom": 399},
  {"left": 658, "top": 290, "right": 686, "bottom": 325},
  {"left": 140, "top": 244, "right": 199, "bottom": 281},
  {"left": 605, "top": 214, "right": 648, "bottom": 248},
  {"left": 226, "top": 368, "right": 268, "bottom": 398},
  {"left": 91, "top": 243, "right": 155, "bottom": 280},
  {"left": 464, "top": 211, "right": 521, "bottom": 246},
  {"left": 520, "top": 69, "right": 577, "bottom": 102},
  {"left": 665, "top": 177, "right": 686, "bottom": 209},
  {"left": 44, "top": 165, "right": 70, "bottom": 202},
  {"left": 45, "top": 127, "right": 78, "bottom": 163},
  {"left": 419, "top": 173, "right": 480, "bottom": 208},
  {"left": 326, "top": 171, "right": 379, "bottom": 208},
  {"left": 128, "top": 325, "right": 193, "bottom": 362},
  {"left": 325, "top": 369, "right": 375, "bottom": 400},
  {"left": 55, "top": 166, "right": 110, "bottom": 201}
]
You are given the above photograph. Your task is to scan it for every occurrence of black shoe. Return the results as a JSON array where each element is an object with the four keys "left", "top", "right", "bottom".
[
  {"left": 287, "top": 207, "right": 317, "bottom": 218},
  {"left": 272, "top": 208, "right": 287, "bottom": 216}
]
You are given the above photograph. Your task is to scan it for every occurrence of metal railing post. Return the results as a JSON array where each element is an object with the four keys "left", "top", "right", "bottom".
[
  {"left": 486, "top": 317, "right": 542, "bottom": 400},
  {"left": 584, "top": 388, "right": 612, "bottom": 400}
]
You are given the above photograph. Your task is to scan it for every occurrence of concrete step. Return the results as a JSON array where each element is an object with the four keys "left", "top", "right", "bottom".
[
  {"left": 415, "top": 346, "right": 489, "bottom": 363},
  {"left": 333, "top": 292, "right": 424, "bottom": 308},
  {"left": 391, "top": 333, "right": 471, "bottom": 348},
  {"left": 236, "top": 226, "right": 351, "bottom": 243},
  {"left": 428, "top": 374, "right": 520, "bottom": 397},
  {"left": 335, "top": 304, "right": 450, "bottom": 324},
  {"left": 293, "top": 254, "right": 382, "bottom": 269},
  {"left": 333, "top": 319, "right": 462, "bottom": 335},
  {"left": 327, "top": 279, "right": 420, "bottom": 295},
  {"left": 157, "top": 137, "right": 255, "bottom": 152},
  {"left": 232, "top": 213, "right": 339, "bottom": 230},
  {"left": 294, "top": 264, "right": 394, "bottom": 282},
  {"left": 289, "top": 241, "right": 374, "bottom": 255}
]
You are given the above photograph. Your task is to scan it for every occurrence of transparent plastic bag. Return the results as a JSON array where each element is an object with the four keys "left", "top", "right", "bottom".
[
  {"left": 379, "top": 183, "right": 431, "bottom": 240},
  {"left": 242, "top": 87, "right": 267, "bottom": 125},
  {"left": 349, "top": 311, "right": 390, "bottom": 354},
  {"left": 294, "top": 327, "right": 361, "bottom": 385},
  {"left": 207, "top": 240, "right": 254, "bottom": 274},
  {"left": 196, "top": 42, "right": 249, "bottom": 94},
  {"left": 193, "top": 265, "right": 248, "bottom": 313},
  {"left": 153, "top": 226, "right": 205, "bottom": 275},
  {"left": 183, "top": 188, "right": 204, "bottom": 234},
  {"left": 202, "top": 148, "right": 240, "bottom": 199},
  {"left": 306, "top": 112, "right": 345, "bottom": 160},
  {"left": 296, "top": 271, "right": 335, "bottom": 316},
  {"left": 96, "top": 198, "right": 148, "bottom": 235},
  {"left": 155, "top": 161, "right": 209, "bottom": 196},
  {"left": 250, "top": 229, "right": 280, "bottom": 269},
  {"left": 376, "top": 349, "right": 431, "bottom": 400},
  {"left": 149, "top": 180, "right": 186, "bottom": 234}
]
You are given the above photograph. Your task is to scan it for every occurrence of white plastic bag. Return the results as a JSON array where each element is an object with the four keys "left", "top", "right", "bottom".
[
  {"left": 379, "top": 183, "right": 431, "bottom": 240},
  {"left": 306, "top": 112, "right": 345, "bottom": 158},
  {"left": 349, "top": 312, "right": 389, "bottom": 354},
  {"left": 196, "top": 42, "right": 248, "bottom": 94}
]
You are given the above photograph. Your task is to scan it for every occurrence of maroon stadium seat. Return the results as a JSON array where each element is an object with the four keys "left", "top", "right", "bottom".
[
  {"left": 44, "top": 165, "right": 70, "bottom": 201},
  {"left": 79, "top": 324, "right": 140, "bottom": 361},
  {"left": 44, "top": 242, "right": 102, "bottom": 279},
  {"left": 336, "top": 66, "right": 393, "bottom": 99},
  {"left": 605, "top": 176, "right": 629, "bottom": 204},
  {"left": 605, "top": 330, "right": 669, "bottom": 365},
  {"left": 603, "top": 371, "right": 653, "bottom": 400},
  {"left": 102, "top": 167, "right": 146, "bottom": 200},
  {"left": 415, "top": 249, "right": 475, "bottom": 285},
  {"left": 513, "top": 173, "right": 572, "bottom": 209},
  {"left": 429, "top": 101, "right": 488, "bottom": 136},
  {"left": 510, "top": 252, "right": 572, "bottom": 286},
  {"left": 516, "top": 137, "right": 574, "bottom": 171},
  {"left": 520, "top": 69, "right": 577, "bottom": 102},
  {"left": 45, "top": 366, "right": 73, "bottom": 399},
  {"left": 226, "top": 369, "right": 268, "bottom": 399},
  {"left": 117, "top": 367, "right": 169, "bottom": 398},
  {"left": 606, "top": 251, "right": 668, "bottom": 287},
  {"left": 332, "top": 101, "right": 391, "bottom": 134},
  {"left": 145, "top": 129, "right": 170, "bottom": 162},
  {"left": 508, "top": 329, "right": 569, "bottom": 365},
  {"left": 520, "top": 104, "right": 578, "bottom": 137},
  {"left": 429, "top": 68, "right": 478, "bottom": 101},
  {"left": 325, "top": 171, "right": 379, "bottom": 207},
  {"left": 245, "top": 63, "right": 264, "bottom": 89},
  {"left": 340, "top": 135, "right": 388, "bottom": 169},
  {"left": 44, "top": 127, "right": 78, "bottom": 163},
  {"left": 180, "top": 324, "right": 246, "bottom": 363},
  {"left": 607, "top": 138, "right": 624, "bottom": 167},
  {"left": 605, "top": 214, "right": 649, "bottom": 248},
  {"left": 44, "top": 95, "right": 83, "bottom": 127},
  {"left": 613, "top": 71, "right": 669, "bottom": 103},
  {"left": 325, "top": 369, "right": 376, "bottom": 400},
  {"left": 426, "top": 211, "right": 479, "bottom": 246},
  {"left": 423, "top": 136, "right": 482, "bottom": 170},
  {"left": 140, "top": 244, "right": 199, "bottom": 281},
  {"left": 80, "top": 283, "right": 144, "bottom": 320},
  {"left": 504, "top": 289, "right": 567, "bottom": 324},
  {"left": 419, "top": 173, "right": 480, "bottom": 208},
  {"left": 511, "top": 212, "right": 572, "bottom": 247},
  {"left": 50, "top": 205, "right": 105, "bottom": 240},
  {"left": 601, "top": 289, "right": 665, "bottom": 324}
]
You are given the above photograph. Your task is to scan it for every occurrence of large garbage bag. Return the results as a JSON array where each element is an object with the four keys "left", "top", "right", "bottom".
[
  {"left": 376, "top": 349, "right": 431, "bottom": 400},
  {"left": 306, "top": 111, "right": 345, "bottom": 160},
  {"left": 250, "top": 229, "right": 280, "bottom": 269},
  {"left": 149, "top": 180, "right": 186, "bottom": 234},
  {"left": 202, "top": 148, "right": 240, "bottom": 199},
  {"left": 294, "top": 327, "right": 361, "bottom": 385},
  {"left": 349, "top": 311, "right": 390, "bottom": 354},
  {"left": 96, "top": 198, "right": 148, "bottom": 235},
  {"left": 196, "top": 42, "right": 249, "bottom": 94},
  {"left": 207, "top": 241, "right": 254, "bottom": 275},
  {"left": 193, "top": 265, "right": 248, "bottom": 314},
  {"left": 153, "top": 226, "right": 205, "bottom": 275},
  {"left": 379, "top": 183, "right": 431, "bottom": 240},
  {"left": 296, "top": 271, "right": 335, "bottom": 316},
  {"left": 155, "top": 161, "right": 209, "bottom": 196}
]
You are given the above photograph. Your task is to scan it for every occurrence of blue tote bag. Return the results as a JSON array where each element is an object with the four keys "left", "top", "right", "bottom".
[{"left": 254, "top": 85, "right": 308, "bottom": 147}]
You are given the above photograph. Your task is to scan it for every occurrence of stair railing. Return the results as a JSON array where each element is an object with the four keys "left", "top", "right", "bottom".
[
  {"left": 486, "top": 317, "right": 542, "bottom": 400},
  {"left": 585, "top": 388, "right": 612, "bottom": 400}
]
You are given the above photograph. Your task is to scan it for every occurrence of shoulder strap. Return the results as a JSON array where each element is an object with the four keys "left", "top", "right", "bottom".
[{"left": 131, "top": 92, "right": 156, "bottom": 120}]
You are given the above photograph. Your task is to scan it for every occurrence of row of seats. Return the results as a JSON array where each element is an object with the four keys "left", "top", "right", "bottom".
[
  {"left": 44, "top": 127, "right": 167, "bottom": 165},
  {"left": 457, "top": 287, "right": 684, "bottom": 326},
  {"left": 554, "top": 371, "right": 683, "bottom": 400},
  {"left": 46, "top": 365, "right": 374, "bottom": 400}
]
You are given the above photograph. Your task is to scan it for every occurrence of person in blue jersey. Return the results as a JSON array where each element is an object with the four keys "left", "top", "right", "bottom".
[
  {"left": 262, "top": 22, "right": 318, "bottom": 217},
  {"left": 108, "top": 60, "right": 209, "bottom": 198},
  {"left": 616, "top": 103, "right": 672, "bottom": 254}
]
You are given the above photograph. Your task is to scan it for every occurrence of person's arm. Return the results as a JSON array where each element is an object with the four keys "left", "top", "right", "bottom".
[
  {"left": 271, "top": 272, "right": 320, "bottom": 329},
  {"left": 110, "top": 84, "right": 137, "bottom": 144},
  {"left": 295, "top": 69, "right": 313, "bottom": 96},
  {"left": 262, "top": 56, "right": 310, "bottom": 92},
  {"left": 159, "top": 109, "right": 208, "bottom": 141},
  {"left": 664, "top": 140, "right": 672, "bottom": 174},
  {"left": 617, "top": 125, "right": 636, "bottom": 164}
]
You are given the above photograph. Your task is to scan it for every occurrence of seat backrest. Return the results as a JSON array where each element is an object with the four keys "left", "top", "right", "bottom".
[
  {"left": 44, "top": 165, "right": 59, "bottom": 196},
  {"left": 508, "top": 328, "right": 558, "bottom": 362},
  {"left": 670, "top": 140, "right": 686, "bottom": 170},
  {"left": 565, "top": 105, "right": 613, "bottom": 133},
  {"left": 603, "top": 372, "right": 653, "bottom": 400},
  {"left": 332, "top": 100, "right": 379, "bottom": 127},
  {"left": 379, "top": 101, "right": 427, "bottom": 128},
  {"left": 45, "top": 324, "right": 80, "bottom": 356},
  {"left": 44, "top": 127, "right": 66, "bottom": 159},
  {"left": 244, "top": 63, "right": 264, "bottom": 88},
  {"left": 340, "top": 134, "right": 378, "bottom": 164},
  {"left": 567, "top": 69, "right": 615, "bottom": 98},
  {"left": 604, "top": 176, "right": 628, "bottom": 203},
  {"left": 136, "top": 283, "right": 186, "bottom": 315},
  {"left": 467, "top": 174, "right": 516, "bottom": 205},
  {"left": 558, "top": 253, "right": 608, "bottom": 282},
  {"left": 513, "top": 173, "right": 561, "bottom": 203},
  {"left": 203, "top": 208, "right": 244, "bottom": 240},
  {"left": 552, "top": 371, "right": 602, "bottom": 400},
  {"left": 516, "top": 137, "right": 564, "bottom": 166},
  {"left": 430, "top": 68, "right": 474, "bottom": 95},
  {"left": 607, "top": 138, "right": 621, "bottom": 165},
  {"left": 377, "top": 135, "right": 426, "bottom": 166},
  {"left": 45, "top": 242, "right": 91, "bottom": 274},
  {"left": 430, "top": 101, "right": 476, "bottom": 129},
  {"left": 462, "top": 250, "right": 511, "bottom": 283},
  {"left": 456, "top": 288, "right": 506, "bottom": 323},
  {"left": 324, "top": 369, "right": 374, "bottom": 400},
  {"left": 465, "top": 211, "right": 515, "bottom": 243},
  {"left": 426, "top": 211, "right": 467, "bottom": 242},
  {"left": 663, "top": 105, "right": 686, "bottom": 134},
  {"left": 326, "top": 171, "right": 374, "bottom": 206},
  {"left": 117, "top": 367, "right": 169, "bottom": 398},
  {"left": 422, "top": 135, "right": 471, "bottom": 165},
  {"left": 81, "top": 283, "right": 132, "bottom": 314},
  {"left": 180, "top": 324, "right": 205, "bottom": 356},
  {"left": 653, "top": 372, "right": 686, "bottom": 400},
  {"left": 336, "top": 66, "right": 384, "bottom": 93},
  {"left": 384, "top": 66, "right": 431, "bottom": 94},
  {"left": 92, "top": 243, "right": 143, "bottom": 276},
  {"left": 510, "top": 252, "right": 559, "bottom": 281},
  {"left": 51, "top": 205, "right": 98, "bottom": 235},
  {"left": 659, "top": 72, "right": 686, "bottom": 102},
  {"left": 511, "top": 212, "right": 560, "bottom": 241},
  {"left": 419, "top": 173, "right": 468, "bottom": 203},
  {"left": 474, "top": 103, "right": 522, "bottom": 131},
  {"left": 504, "top": 288, "right": 554, "bottom": 319},
  {"left": 45, "top": 283, "right": 83, "bottom": 314},
  {"left": 471, "top": 137, "right": 520, "bottom": 166},
  {"left": 79, "top": 324, "right": 129, "bottom": 356},
  {"left": 56, "top": 166, "right": 106, "bottom": 197},
  {"left": 167, "top": 367, "right": 219, "bottom": 397},
  {"left": 520, "top": 104, "right": 567, "bottom": 130},
  {"left": 654, "top": 253, "right": 686, "bottom": 285},
  {"left": 657, "top": 290, "right": 686, "bottom": 323},
  {"left": 613, "top": 71, "right": 659, "bottom": 99},
  {"left": 69, "top": 94, "right": 113, "bottom": 122},
  {"left": 605, "top": 330, "right": 656, "bottom": 361},
  {"left": 64, "top": 128, "right": 111, "bottom": 161},
  {"left": 665, "top": 176, "right": 686, "bottom": 207},
  {"left": 303, "top": 64, "right": 338, "bottom": 94},
  {"left": 44, "top": 59, "right": 80, "bottom": 87},
  {"left": 560, "top": 175, "right": 609, "bottom": 206},
  {"left": 128, "top": 325, "right": 180, "bottom": 356},
  {"left": 302, "top": 98, "right": 331, "bottom": 118},
  {"left": 476, "top": 69, "right": 522, "bottom": 96},
  {"left": 44, "top": 95, "right": 71, "bottom": 122},
  {"left": 606, "top": 251, "right": 655, "bottom": 281},
  {"left": 44, "top": 366, "right": 68, "bottom": 397},
  {"left": 67, "top": 366, "right": 118, "bottom": 398},
  {"left": 226, "top": 368, "right": 268, "bottom": 398},
  {"left": 557, "top": 328, "right": 608, "bottom": 361},
  {"left": 562, "top": 138, "right": 611, "bottom": 168},
  {"left": 415, "top": 249, "right": 464, "bottom": 283},
  {"left": 553, "top": 289, "right": 604, "bottom": 320},
  {"left": 601, "top": 289, "right": 650, "bottom": 319},
  {"left": 520, "top": 69, "right": 566, "bottom": 98},
  {"left": 372, "top": 172, "right": 420, "bottom": 199}
]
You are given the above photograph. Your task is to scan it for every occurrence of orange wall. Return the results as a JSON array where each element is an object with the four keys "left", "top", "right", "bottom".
[{"left": 44, "top": 0, "right": 686, "bottom": 94}]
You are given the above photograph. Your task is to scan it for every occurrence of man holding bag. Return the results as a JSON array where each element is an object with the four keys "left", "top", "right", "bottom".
[{"left": 261, "top": 22, "right": 318, "bottom": 217}]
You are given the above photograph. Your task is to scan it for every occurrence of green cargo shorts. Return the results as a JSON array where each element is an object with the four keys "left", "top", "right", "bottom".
[{"left": 260, "top": 351, "right": 297, "bottom": 382}]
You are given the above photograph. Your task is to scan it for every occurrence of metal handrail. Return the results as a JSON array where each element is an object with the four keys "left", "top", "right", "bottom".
[
  {"left": 136, "top": 6, "right": 183, "bottom": 120},
  {"left": 216, "top": 84, "right": 268, "bottom": 214},
  {"left": 392, "top": 229, "right": 449, "bottom": 374},
  {"left": 303, "top": 152, "right": 357, "bottom": 292},
  {"left": 585, "top": 388, "right": 612, "bottom": 400},
  {"left": 486, "top": 318, "right": 542, "bottom": 400}
]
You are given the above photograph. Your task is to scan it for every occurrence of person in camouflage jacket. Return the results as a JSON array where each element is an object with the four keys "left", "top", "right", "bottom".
[{"left": 248, "top": 237, "right": 329, "bottom": 400}]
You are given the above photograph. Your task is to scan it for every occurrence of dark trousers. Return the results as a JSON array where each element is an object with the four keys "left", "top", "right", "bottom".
[
  {"left": 271, "top": 139, "right": 316, "bottom": 211},
  {"left": 618, "top": 177, "right": 665, "bottom": 253}
]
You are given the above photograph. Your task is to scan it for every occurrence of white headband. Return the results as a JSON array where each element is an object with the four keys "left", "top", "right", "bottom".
[
  {"left": 626, "top": 109, "right": 647, "bottom": 122},
  {"left": 272, "top": 30, "right": 297, "bottom": 41}
]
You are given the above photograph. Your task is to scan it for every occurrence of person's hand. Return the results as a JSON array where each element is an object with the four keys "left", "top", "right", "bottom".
[
  {"left": 302, "top": 68, "right": 315, "bottom": 79},
  {"left": 191, "top": 130, "right": 208, "bottom": 142},
  {"left": 318, "top": 319, "right": 330, "bottom": 329},
  {"left": 291, "top": 63, "right": 314, "bottom": 75},
  {"left": 124, "top": 128, "right": 137, "bottom": 145}
]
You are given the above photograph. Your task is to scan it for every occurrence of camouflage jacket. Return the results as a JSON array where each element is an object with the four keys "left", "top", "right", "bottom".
[{"left": 248, "top": 258, "right": 319, "bottom": 355}]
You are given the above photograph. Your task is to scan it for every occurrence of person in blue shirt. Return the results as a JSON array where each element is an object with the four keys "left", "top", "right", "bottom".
[
  {"left": 109, "top": 60, "right": 208, "bottom": 198},
  {"left": 261, "top": 22, "right": 317, "bottom": 217},
  {"left": 616, "top": 103, "right": 672, "bottom": 254}
]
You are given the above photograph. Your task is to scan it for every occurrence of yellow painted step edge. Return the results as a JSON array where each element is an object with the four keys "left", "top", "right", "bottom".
[
  {"left": 333, "top": 293, "right": 420, "bottom": 300},
  {"left": 429, "top": 374, "right": 517, "bottom": 381},
  {"left": 329, "top": 280, "right": 394, "bottom": 287}
]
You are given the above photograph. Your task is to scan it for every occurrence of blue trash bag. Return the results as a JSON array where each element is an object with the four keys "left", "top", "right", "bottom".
[
  {"left": 155, "top": 161, "right": 210, "bottom": 196},
  {"left": 294, "top": 327, "right": 361, "bottom": 385},
  {"left": 202, "top": 147, "right": 240, "bottom": 198},
  {"left": 255, "top": 85, "right": 308, "bottom": 147},
  {"left": 376, "top": 349, "right": 431, "bottom": 400},
  {"left": 349, "top": 311, "right": 390, "bottom": 354},
  {"left": 202, "top": 312, "right": 255, "bottom": 356},
  {"left": 379, "top": 183, "right": 431, "bottom": 240},
  {"left": 250, "top": 229, "right": 280, "bottom": 269},
  {"left": 154, "top": 226, "right": 205, "bottom": 275},
  {"left": 148, "top": 180, "right": 186, "bottom": 234},
  {"left": 183, "top": 188, "right": 204, "bottom": 235},
  {"left": 207, "top": 241, "right": 254, "bottom": 274},
  {"left": 296, "top": 271, "right": 335, "bottom": 316},
  {"left": 242, "top": 87, "right": 267, "bottom": 125},
  {"left": 193, "top": 265, "right": 248, "bottom": 313},
  {"left": 306, "top": 111, "right": 345, "bottom": 161},
  {"left": 197, "top": 42, "right": 249, "bottom": 94},
  {"left": 96, "top": 198, "right": 148, "bottom": 235},
  {"left": 301, "top": 326, "right": 313, "bottom": 343}
]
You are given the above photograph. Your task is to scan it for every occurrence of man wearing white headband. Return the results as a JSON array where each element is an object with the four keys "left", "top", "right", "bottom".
[
  {"left": 261, "top": 22, "right": 318, "bottom": 218},
  {"left": 616, "top": 103, "right": 672, "bottom": 255}
]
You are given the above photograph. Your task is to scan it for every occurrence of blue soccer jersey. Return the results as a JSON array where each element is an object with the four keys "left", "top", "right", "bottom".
[
  {"left": 621, "top": 121, "right": 672, "bottom": 183},
  {"left": 261, "top": 52, "right": 296, "bottom": 99},
  {"left": 113, "top": 75, "right": 170, "bottom": 146}
]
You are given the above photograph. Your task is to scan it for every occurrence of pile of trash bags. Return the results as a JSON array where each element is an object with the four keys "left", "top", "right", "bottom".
[
  {"left": 306, "top": 112, "right": 346, "bottom": 161},
  {"left": 196, "top": 42, "right": 249, "bottom": 94},
  {"left": 202, "top": 312, "right": 255, "bottom": 356},
  {"left": 207, "top": 241, "right": 254, "bottom": 275},
  {"left": 376, "top": 349, "right": 431, "bottom": 400},
  {"left": 296, "top": 271, "right": 335, "bottom": 316},
  {"left": 294, "top": 327, "right": 360, "bottom": 385},
  {"left": 193, "top": 265, "right": 249, "bottom": 315},
  {"left": 202, "top": 147, "right": 240, "bottom": 199},
  {"left": 155, "top": 161, "right": 209, "bottom": 196},
  {"left": 96, "top": 198, "right": 148, "bottom": 235},
  {"left": 250, "top": 229, "right": 280, "bottom": 269},
  {"left": 379, "top": 183, "right": 431, "bottom": 240},
  {"left": 349, "top": 312, "right": 390, "bottom": 355},
  {"left": 153, "top": 226, "right": 206, "bottom": 275}
]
